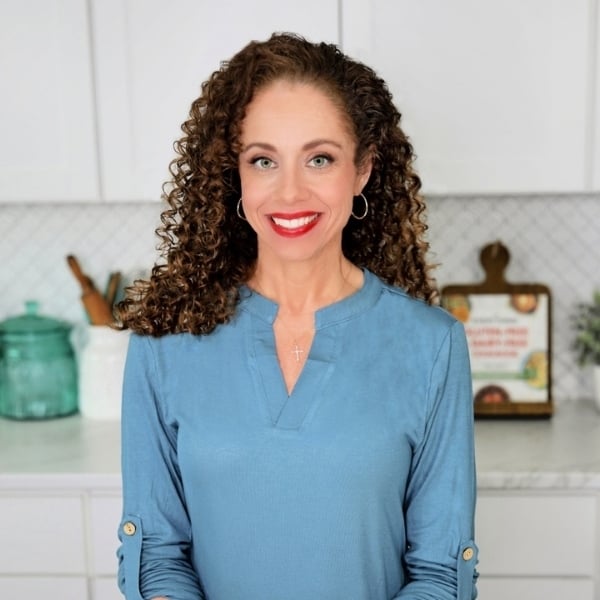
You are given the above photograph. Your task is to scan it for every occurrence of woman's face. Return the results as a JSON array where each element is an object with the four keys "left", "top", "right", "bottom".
[{"left": 238, "top": 79, "right": 371, "bottom": 267}]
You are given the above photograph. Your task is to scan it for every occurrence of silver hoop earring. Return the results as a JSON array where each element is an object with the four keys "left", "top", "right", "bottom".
[
  {"left": 236, "top": 198, "right": 247, "bottom": 221},
  {"left": 352, "top": 193, "right": 369, "bottom": 220}
]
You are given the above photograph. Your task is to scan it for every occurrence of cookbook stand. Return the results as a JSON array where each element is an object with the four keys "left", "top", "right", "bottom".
[{"left": 441, "top": 241, "right": 553, "bottom": 418}]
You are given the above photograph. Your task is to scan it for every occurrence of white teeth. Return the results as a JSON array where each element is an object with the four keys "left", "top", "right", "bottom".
[{"left": 272, "top": 214, "right": 318, "bottom": 229}]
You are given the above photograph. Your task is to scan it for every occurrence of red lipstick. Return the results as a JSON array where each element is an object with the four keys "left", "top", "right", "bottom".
[{"left": 269, "top": 211, "right": 320, "bottom": 238}]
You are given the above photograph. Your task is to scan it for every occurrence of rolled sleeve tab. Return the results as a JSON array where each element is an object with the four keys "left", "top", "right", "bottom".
[
  {"left": 457, "top": 540, "right": 479, "bottom": 599},
  {"left": 118, "top": 515, "right": 144, "bottom": 600}
]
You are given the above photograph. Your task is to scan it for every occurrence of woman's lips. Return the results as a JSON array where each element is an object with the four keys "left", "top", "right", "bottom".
[{"left": 269, "top": 212, "right": 320, "bottom": 237}]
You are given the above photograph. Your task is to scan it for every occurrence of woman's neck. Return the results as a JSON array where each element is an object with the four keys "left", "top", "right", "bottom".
[{"left": 249, "top": 257, "right": 362, "bottom": 317}]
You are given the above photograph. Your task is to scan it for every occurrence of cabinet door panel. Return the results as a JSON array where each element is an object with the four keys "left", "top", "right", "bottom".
[
  {"left": 342, "top": 0, "right": 591, "bottom": 194},
  {"left": 0, "top": 495, "right": 86, "bottom": 573},
  {"left": 476, "top": 494, "right": 595, "bottom": 576},
  {"left": 0, "top": 576, "right": 88, "bottom": 600},
  {"left": 89, "top": 494, "right": 122, "bottom": 575},
  {"left": 92, "top": 576, "right": 123, "bottom": 600},
  {"left": 0, "top": 0, "right": 98, "bottom": 201},
  {"left": 92, "top": 0, "right": 339, "bottom": 201},
  {"left": 478, "top": 577, "right": 594, "bottom": 600}
]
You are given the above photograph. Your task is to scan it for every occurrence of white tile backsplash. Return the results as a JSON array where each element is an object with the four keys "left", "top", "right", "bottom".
[
  {"left": 1, "top": 194, "right": 599, "bottom": 404},
  {"left": 0, "top": 202, "right": 159, "bottom": 323}
]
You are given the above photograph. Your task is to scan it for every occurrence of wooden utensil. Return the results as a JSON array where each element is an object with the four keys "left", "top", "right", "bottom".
[
  {"left": 66, "top": 255, "right": 115, "bottom": 325},
  {"left": 104, "top": 271, "right": 122, "bottom": 307}
]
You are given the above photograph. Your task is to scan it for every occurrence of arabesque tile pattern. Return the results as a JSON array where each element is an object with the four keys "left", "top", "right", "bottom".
[{"left": 1, "top": 194, "right": 599, "bottom": 403}]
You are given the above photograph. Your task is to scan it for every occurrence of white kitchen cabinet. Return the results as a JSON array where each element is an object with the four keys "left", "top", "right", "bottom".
[
  {"left": 0, "top": 490, "right": 123, "bottom": 600},
  {"left": 475, "top": 491, "right": 598, "bottom": 599},
  {"left": 2, "top": 1, "right": 598, "bottom": 202},
  {"left": 88, "top": 493, "right": 122, "bottom": 576},
  {"left": 0, "top": 494, "right": 86, "bottom": 574},
  {"left": 0, "top": 485, "right": 122, "bottom": 600},
  {"left": 0, "top": 0, "right": 99, "bottom": 202},
  {"left": 342, "top": 0, "right": 593, "bottom": 194},
  {"left": 0, "top": 493, "right": 89, "bottom": 599},
  {"left": 91, "top": 0, "right": 340, "bottom": 202},
  {"left": 593, "top": 2, "right": 600, "bottom": 190},
  {"left": 91, "top": 577, "right": 124, "bottom": 600}
]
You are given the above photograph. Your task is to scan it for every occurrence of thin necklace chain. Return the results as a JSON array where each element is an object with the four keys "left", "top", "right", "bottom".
[{"left": 271, "top": 271, "right": 353, "bottom": 364}]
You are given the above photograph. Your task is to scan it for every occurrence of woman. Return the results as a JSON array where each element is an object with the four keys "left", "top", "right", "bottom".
[{"left": 117, "top": 33, "right": 478, "bottom": 600}]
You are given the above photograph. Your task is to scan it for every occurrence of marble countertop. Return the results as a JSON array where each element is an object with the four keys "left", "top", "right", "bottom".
[
  {"left": 475, "top": 398, "right": 600, "bottom": 490},
  {"left": 1, "top": 400, "right": 599, "bottom": 491},
  {"left": 0, "top": 413, "right": 121, "bottom": 490}
]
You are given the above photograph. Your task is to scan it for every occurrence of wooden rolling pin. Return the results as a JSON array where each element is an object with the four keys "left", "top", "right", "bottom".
[{"left": 66, "top": 255, "right": 115, "bottom": 325}]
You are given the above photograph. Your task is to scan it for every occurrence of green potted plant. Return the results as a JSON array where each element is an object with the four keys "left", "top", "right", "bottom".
[{"left": 572, "top": 291, "right": 600, "bottom": 410}]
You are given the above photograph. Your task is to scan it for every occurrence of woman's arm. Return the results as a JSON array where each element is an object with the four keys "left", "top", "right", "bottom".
[
  {"left": 393, "top": 321, "right": 478, "bottom": 599},
  {"left": 118, "top": 334, "right": 205, "bottom": 600}
]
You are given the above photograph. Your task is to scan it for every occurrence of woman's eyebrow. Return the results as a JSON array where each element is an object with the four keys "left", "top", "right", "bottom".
[{"left": 242, "top": 139, "right": 343, "bottom": 153}]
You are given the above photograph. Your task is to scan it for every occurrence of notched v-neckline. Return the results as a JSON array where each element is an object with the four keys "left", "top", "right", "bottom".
[
  {"left": 251, "top": 320, "right": 339, "bottom": 429},
  {"left": 240, "top": 270, "right": 378, "bottom": 430},
  {"left": 273, "top": 320, "right": 315, "bottom": 396}
]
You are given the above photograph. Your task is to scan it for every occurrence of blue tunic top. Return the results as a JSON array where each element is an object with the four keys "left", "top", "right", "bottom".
[{"left": 118, "top": 269, "right": 478, "bottom": 600}]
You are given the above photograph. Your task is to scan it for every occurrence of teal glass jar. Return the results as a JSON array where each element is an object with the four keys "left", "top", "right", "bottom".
[{"left": 0, "top": 301, "right": 78, "bottom": 419}]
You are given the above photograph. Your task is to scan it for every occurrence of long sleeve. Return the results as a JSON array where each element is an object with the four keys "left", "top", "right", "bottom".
[
  {"left": 117, "top": 334, "right": 205, "bottom": 600},
  {"left": 392, "top": 321, "right": 478, "bottom": 599}
]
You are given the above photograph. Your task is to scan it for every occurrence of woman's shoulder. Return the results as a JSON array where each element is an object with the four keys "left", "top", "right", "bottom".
[
  {"left": 128, "top": 330, "right": 202, "bottom": 355},
  {"left": 370, "top": 271, "right": 459, "bottom": 332}
]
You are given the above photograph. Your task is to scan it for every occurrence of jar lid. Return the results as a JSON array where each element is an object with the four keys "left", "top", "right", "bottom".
[{"left": 0, "top": 301, "right": 71, "bottom": 335}]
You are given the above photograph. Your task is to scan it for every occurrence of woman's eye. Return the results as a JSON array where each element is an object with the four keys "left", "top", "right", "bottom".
[
  {"left": 309, "top": 154, "right": 332, "bottom": 168},
  {"left": 251, "top": 157, "right": 274, "bottom": 169}
]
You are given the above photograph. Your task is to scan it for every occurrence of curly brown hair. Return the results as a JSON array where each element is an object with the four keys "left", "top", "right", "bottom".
[{"left": 116, "top": 33, "right": 437, "bottom": 336}]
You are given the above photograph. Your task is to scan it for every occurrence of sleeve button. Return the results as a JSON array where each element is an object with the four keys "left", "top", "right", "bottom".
[
  {"left": 462, "top": 547, "right": 474, "bottom": 561},
  {"left": 123, "top": 521, "right": 136, "bottom": 536}
]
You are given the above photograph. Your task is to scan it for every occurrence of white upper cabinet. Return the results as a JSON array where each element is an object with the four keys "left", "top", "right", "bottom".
[
  {"left": 342, "top": 0, "right": 594, "bottom": 195},
  {"left": 593, "top": 3, "right": 600, "bottom": 190},
  {"left": 0, "top": 0, "right": 99, "bottom": 202},
  {"left": 91, "top": 0, "right": 339, "bottom": 201},
  {"left": 2, "top": 1, "right": 597, "bottom": 202}
]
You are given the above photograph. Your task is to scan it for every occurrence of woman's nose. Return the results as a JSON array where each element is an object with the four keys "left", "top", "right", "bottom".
[{"left": 278, "top": 166, "right": 305, "bottom": 204}]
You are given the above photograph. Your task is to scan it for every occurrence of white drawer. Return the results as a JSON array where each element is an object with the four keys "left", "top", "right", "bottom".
[
  {"left": 0, "top": 494, "right": 86, "bottom": 573},
  {"left": 476, "top": 493, "right": 596, "bottom": 576}
]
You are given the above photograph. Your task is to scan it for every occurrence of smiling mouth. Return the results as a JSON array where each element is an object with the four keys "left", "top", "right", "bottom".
[
  {"left": 269, "top": 212, "right": 320, "bottom": 237},
  {"left": 271, "top": 214, "right": 318, "bottom": 229}
]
